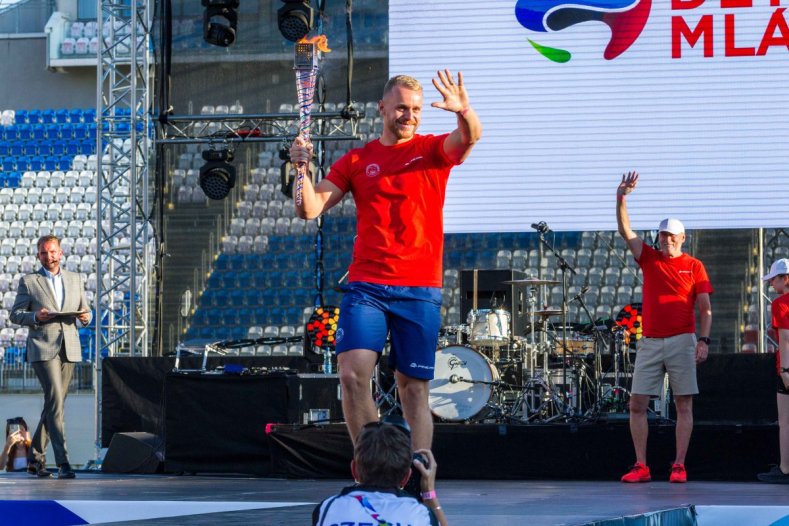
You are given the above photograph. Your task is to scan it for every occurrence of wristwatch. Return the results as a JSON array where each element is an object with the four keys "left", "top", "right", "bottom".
[{"left": 697, "top": 337, "right": 711, "bottom": 345}]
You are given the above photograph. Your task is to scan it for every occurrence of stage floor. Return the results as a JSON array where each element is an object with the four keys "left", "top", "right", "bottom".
[{"left": 1, "top": 472, "right": 787, "bottom": 526}]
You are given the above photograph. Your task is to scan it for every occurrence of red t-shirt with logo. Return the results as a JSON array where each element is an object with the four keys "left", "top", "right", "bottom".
[
  {"left": 771, "top": 293, "right": 789, "bottom": 373},
  {"left": 636, "top": 243, "right": 713, "bottom": 338},
  {"left": 326, "top": 133, "right": 455, "bottom": 287}
]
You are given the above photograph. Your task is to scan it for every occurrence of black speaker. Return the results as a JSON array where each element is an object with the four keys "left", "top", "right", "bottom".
[
  {"left": 460, "top": 269, "right": 527, "bottom": 338},
  {"left": 103, "top": 432, "right": 164, "bottom": 474}
]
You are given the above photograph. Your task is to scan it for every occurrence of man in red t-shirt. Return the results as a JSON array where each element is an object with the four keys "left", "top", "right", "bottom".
[
  {"left": 289, "top": 70, "right": 482, "bottom": 452},
  {"left": 616, "top": 172, "right": 713, "bottom": 484},
  {"left": 757, "top": 258, "right": 789, "bottom": 484}
]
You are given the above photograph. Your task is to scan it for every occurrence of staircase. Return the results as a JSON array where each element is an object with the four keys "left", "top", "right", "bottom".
[
  {"left": 160, "top": 200, "right": 228, "bottom": 352},
  {"left": 694, "top": 229, "right": 752, "bottom": 353}
]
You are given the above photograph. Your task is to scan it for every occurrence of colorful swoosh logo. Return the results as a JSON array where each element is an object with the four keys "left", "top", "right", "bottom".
[{"left": 515, "top": 0, "right": 652, "bottom": 62}]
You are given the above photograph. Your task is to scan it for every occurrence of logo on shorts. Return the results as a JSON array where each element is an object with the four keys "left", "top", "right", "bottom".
[
  {"left": 410, "top": 362, "right": 434, "bottom": 370},
  {"left": 335, "top": 328, "right": 344, "bottom": 344},
  {"left": 365, "top": 163, "right": 381, "bottom": 177}
]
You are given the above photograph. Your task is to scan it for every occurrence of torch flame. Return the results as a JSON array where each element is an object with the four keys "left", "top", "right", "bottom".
[{"left": 298, "top": 34, "right": 331, "bottom": 53}]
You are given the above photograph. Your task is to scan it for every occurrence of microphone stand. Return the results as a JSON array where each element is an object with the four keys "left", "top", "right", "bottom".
[{"left": 537, "top": 230, "right": 577, "bottom": 417}]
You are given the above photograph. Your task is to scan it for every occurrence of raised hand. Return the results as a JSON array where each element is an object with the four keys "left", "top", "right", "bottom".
[
  {"left": 431, "top": 69, "right": 468, "bottom": 114},
  {"left": 618, "top": 171, "right": 639, "bottom": 196}
]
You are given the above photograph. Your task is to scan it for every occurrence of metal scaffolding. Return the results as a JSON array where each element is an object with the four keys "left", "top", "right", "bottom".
[{"left": 96, "top": 0, "right": 155, "bottom": 360}]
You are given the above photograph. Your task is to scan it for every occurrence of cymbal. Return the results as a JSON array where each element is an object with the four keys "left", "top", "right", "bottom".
[
  {"left": 533, "top": 309, "right": 564, "bottom": 317},
  {"left": 502, "top": 278, "right": 561, "bottom": 286}
]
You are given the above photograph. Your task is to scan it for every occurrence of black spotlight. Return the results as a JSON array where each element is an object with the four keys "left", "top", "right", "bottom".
[
  {"left": 277, "top": 0, "right": 314, "bottom": 42},
  {"left": 202, "top": 0, "right": 239, "bottom": 47},
  {"left": 199, "top": 148, "right": 236, "bottom": 200}
]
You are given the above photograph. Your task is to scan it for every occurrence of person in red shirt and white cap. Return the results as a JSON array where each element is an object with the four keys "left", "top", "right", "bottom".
[
  {"left": 757, "top": 258, "right": 789, "bottom": 484},
  {"left": 616, "top": 172, "right": 713, "bottom": 484}
]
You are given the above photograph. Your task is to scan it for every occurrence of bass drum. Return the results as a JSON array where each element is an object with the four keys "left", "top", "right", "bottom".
[{"left": 429, "top": 345, "right": 499, "bottom": 422}]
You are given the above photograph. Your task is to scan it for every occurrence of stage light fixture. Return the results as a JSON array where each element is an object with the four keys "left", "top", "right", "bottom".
[
  {"left": 277, "top": 0, "right": 314, "bottom": 42},
  {"left": 199, "top": 148, "right": 236, "bottom": 200},
  {"left": 202, "top": 0, "right": 239, "bottom": 47}
]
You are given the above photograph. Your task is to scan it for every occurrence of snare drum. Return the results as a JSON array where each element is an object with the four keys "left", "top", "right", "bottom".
[
  {"left": 554, "top": 336, "right": 595, "bottom": 356},
  {"left": 429, "top": 345, "right": 499, "bottom": 422},
  {"left": 467, "top": 309, "right": 511, "bottom": 347}
]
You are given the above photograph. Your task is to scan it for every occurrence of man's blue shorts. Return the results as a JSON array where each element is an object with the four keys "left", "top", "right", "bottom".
[{"left": 335, "top": 282, "right": 442, "bottom": 380}]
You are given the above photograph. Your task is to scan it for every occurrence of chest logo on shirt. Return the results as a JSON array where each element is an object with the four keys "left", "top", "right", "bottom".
[
  {"left": 678, "top": 270, "right": 692, "bottom": 274},
  {"left": 365, "top": 163, "right": 381, "bottom": 178}
]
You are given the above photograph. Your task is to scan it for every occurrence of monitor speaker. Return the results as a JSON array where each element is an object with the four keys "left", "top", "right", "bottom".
[{"left": 102, "top": 432, "right": 164, "bottom": 474}]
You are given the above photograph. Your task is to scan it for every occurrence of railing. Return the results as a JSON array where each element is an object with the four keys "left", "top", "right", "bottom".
[{"left": 0, "top": 356, "right": 94, "bottom": 392}]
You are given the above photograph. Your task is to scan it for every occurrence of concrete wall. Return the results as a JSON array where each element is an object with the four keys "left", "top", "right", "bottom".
[
  {"left": 1, "top": 392, "right": 99, "bottom": 469},
  {"left": 0, "top": 36, "right": 96, "bottom": 109}
]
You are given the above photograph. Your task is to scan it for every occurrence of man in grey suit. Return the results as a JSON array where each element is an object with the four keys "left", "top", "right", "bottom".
[{"left": 10, "top": 234, "right": 92, "bottom": 479}]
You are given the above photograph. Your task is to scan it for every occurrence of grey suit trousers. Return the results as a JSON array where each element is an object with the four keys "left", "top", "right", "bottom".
[{"left": 28, "top": 345, "right": 74, "bottom": 466}]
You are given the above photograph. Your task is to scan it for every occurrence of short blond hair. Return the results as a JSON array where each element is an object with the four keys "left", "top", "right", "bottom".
[{"left": 382, "top": 75, "right": 422, "bottom": 97}]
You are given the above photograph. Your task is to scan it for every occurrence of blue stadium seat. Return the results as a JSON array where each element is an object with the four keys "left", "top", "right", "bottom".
[
  {"left": 229, "top": 326, "right": 247, "bottom": 339},
  {"left": 59, "top": 123, "right": 75, "bottom": 139},
  {"left": 3, "top": 124, "right": 19, "bottom": 140},
  {"left": 0, "top": 142, "right": 8, "bottom": 156},
  {"left": 57, "top": 156, "right": 71, "bottom": 170},
  {"left": 213, "top": 289, "right": 230, "bottom": 308},
  {"left": 14, "top": 109, "right": 29, "bottom": 124},
  {"left": 73, "top": 123, "right": 90, "bottom": 140},
  {"left": 10, "top": 140, "right": 25, "bottom": 156},
  {"left": 5, "top": 171, "right": 20, "bottom": 187},
  {"left": 29, "top": 156, "right": 44, "bottom": 171},
  {"left": 38, "top": 140, "right": 54, "bottom": 155},
  {"left": 244, "top": 288, "right": 261, "bottom": 306},
  {"left": 226, "top": 254, "right": 245, "bottom": 271},
  {"left": 69, "top": 108, "right": 85, "bottom": 123},
  {"left": 41, "top": 109, "right": 55, "bottom": 124},
  {"left": 52, "top": 140, "right": 67, "bottom": 156},
  {"left": 229, "top": 289, "right": 244, "bottom": 306},
  {"left": 17, "top": 123, "right": 33, "bottom": 140},
  {"left": 28, "top": 109, "right": 42, "bottom": 123},
  {"left": 214, "top": 253, "right": 229, "bottom": 271},
  {"left": 78, "top": 139, "right": 93, "bottom": 155},
  {"left": 65, "top": 139, "right": 80, "bottom": 155},
  {"left": 198, "top": 289, "right": 216, "bottom": 307},
  {"left": 207, "top": 272, "right": 223, "bottom": 288},
  {"left": 220, "top": 308, "right": 239, "bottom": 326},
  {"left": 16, "top": 155, "right": 31, "bottom": 170},
  {"left": 55, "top": 109, "right": 70, "bottom": 124},
  {"left": 32, "top": 123, "right": 46, "bottom": 140},
  {"left": 83, "top": 108, "right": 97, "bottom": 123}
]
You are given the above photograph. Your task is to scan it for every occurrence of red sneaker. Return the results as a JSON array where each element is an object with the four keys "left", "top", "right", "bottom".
[
  {"left": 669, "top": 463, "right": 687, "bottom": 483},
  {"left": 621, "top": 462, "right": 651, "bottom": 483}
]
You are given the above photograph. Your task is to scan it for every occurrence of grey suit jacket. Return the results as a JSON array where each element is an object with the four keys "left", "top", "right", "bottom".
[{"left": 9, "top": 268, "right": 92, "bottom": 363}]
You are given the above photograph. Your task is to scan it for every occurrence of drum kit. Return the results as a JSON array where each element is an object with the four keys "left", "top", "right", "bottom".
[{"left": 427, "top": 277, "right": 639, "bottom": 424}]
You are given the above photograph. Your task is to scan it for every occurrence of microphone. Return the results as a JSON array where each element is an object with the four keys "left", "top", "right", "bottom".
[
  {"left": 531, "top": 221, "right": 551, "bottom": 234},
  {"left": 571, "top": 286, "right": 590, "bottom": 303}
]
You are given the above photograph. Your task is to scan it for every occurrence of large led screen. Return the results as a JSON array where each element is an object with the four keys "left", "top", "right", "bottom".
[{"left": 389, "top": 0, "right": 789, "bottom": 232}]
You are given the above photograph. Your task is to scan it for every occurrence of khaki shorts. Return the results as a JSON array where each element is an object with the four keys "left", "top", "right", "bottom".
[{"left": 631, "top": 333, "right": 698, "bottom": 396}]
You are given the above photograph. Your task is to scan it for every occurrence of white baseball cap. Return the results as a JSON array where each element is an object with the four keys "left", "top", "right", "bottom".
[
  {"left": 762, "top": 258, "right": 789, "bottom": 281},
  {"left": 658, "top": 218, "right": 685, "bottom": 235}
]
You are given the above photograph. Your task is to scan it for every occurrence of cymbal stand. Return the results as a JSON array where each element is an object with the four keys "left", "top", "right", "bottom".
[
  {"left": 526, "top": 285, "right": 539, "bottom": 379},
  {"left": 607, "top": 328, "right": 630, "bottom": 413},
  {"left": 536, "top": 227, "right": 577, "bottom": 410}
]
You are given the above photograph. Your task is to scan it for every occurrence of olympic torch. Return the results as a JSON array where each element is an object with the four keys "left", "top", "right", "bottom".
[{"left": 293, "top": 35, "right": 330, "bottom": 206}]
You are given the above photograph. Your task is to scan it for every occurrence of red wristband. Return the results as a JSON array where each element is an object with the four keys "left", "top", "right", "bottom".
[
  {"left": 617, "top": 194, "right": 625, "bottom": 202},
  {"left": 457, "top": 107, "right": 470, "bottom": 117},
  {"left": 421, "top": 490, "right": 437, "bottom": 500}
]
